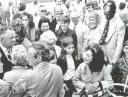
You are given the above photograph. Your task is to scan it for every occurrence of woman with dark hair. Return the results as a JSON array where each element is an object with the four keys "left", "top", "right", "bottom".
[
  {"left": 22, "top": 12, "right": 36, "bottom": 42},
  {"left": 38, "top": 16, "right": 50, "bottom": 36},
  {"left": 73, "top": 44, "right": 113, "bottom": 97}
]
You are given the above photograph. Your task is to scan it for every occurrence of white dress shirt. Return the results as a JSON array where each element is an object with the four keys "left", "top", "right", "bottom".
[{"left": 69, "top": 21, "right": 87, "bottom": 59}]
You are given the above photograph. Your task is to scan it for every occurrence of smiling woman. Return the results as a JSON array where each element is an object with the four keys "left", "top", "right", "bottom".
[{"left": 73, "top": 44, "right": 113, "bottom": 97}]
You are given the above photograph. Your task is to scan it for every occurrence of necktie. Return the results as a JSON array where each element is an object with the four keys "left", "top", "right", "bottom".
[
  {"left": 73, "top": 24, "right": 76, "bottom": 32},
  {"left": 7, "top": 48, "right": 11, "bottom": 60},
  {"left": 99, "top": 20, "right": 110, "bottom": 45}
]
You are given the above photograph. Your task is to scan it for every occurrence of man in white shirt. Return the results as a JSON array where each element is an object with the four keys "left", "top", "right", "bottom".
[{"left": 69, "top": 12, "right": 87, "bottom": 61}]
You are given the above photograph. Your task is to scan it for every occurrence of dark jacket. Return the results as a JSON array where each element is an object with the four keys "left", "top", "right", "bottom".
[
  {"left": 55, "top": 28, "right": 78, "bottom": 57},
  {"left": 0, "top": 47, "right": 13, "bottom": 79},
  {"left": 57, "top": 52, "right": 78, "bottom": 75}
]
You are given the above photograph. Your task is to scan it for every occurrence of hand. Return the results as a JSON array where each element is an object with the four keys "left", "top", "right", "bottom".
[
  {"left": 63, "top": 84, "right": 69, "bottom": 92},
  {"left": 0, "top": 80, "right": 11, "bottom": 96},
  {"left": 92, "top": 82, "right": 99, "bottom": 90},
  {"left": 86, "top": 82, "right": 99, "bottom": 94}
]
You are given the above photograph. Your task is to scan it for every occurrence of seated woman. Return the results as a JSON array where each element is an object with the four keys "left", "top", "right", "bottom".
[
  {"left": 3, "top": 45, "right": 29, "bottom": 97},
  {"left": 73, "top": 44, "right": 113, "bottom": 97},
  {"left": 111, "top": 40, "right": 128, "bottom": 95}
]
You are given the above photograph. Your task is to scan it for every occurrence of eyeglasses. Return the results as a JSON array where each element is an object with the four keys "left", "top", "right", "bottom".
[{"left": 41, "top": 10, "right": 47, "bottom": 13}]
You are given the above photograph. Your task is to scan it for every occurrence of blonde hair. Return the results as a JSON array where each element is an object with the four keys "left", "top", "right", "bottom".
[
  {"left": 11, "top": 45, "right": 28, "bottom": 66},
  {"left": 39, "top": 30, "right": 57, "bottom": 43}
]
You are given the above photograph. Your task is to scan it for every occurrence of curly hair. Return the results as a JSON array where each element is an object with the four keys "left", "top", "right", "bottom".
[{"left": 12, "top": 45, "right": 28, "bottom": 67}]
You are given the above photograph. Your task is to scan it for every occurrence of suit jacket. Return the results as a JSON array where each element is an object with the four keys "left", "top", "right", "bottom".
[
  {"left": 57, "top": 53, "right": 78, "bottom": 75},
  {"left": 100, "top": 15, "right": 125, "bottom": 64},
  {"left": 0, "top": 47, "right": 13, "bottom": 79}
]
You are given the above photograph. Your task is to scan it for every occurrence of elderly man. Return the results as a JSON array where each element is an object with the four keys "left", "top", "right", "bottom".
[
  {"left": 0, "top": 41, "right": 65, "bottom": 97},
  {"left": 99, "top": 0, "right": 125, "bottom": 64},
  {"left": 0, "top": 26, "right": 16, "bottom": 79},
  {"left": 69, "top": 11, "right": 87, "bottom": 62}
]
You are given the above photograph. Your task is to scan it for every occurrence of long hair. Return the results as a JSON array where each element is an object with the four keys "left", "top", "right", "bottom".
[
  {"left": 22, "top": 12, "right": 35, "bottom": 29},
  {"left": 85, "top": 44, "right": 105, "bottom": 72}
]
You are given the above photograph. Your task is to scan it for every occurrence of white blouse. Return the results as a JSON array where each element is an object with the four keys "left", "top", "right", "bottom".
[{"left": 63, "top": 55, "right": 75, "bottom": 80}]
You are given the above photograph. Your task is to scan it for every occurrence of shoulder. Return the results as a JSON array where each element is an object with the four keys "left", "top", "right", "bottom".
[
  {"left": 50, "top": 64, "right": 63, "bottom": 75},
  {"left": 114, "top": 15, "right": 124, "bottom": 27},
  {"left": 21, "top": 69, "right": 34, "bottom": 80},
  {"left": 77, "top": 62, "right": 87, "bottom": 70}
]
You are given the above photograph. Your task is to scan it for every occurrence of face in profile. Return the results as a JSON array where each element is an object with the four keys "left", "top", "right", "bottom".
[
  {"left": 83, "top": 50, "right": 93, "bottom": 65},
  {"left": 2, "top": 29, "right": 16, "bottom": 48},
  {"left": 27, "top": 47, "right": 39, "bottom": 67}
]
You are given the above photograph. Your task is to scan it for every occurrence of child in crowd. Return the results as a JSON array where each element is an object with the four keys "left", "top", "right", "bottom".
[{"left": 57, "top": 36, "right": 77, "bottom": 97}]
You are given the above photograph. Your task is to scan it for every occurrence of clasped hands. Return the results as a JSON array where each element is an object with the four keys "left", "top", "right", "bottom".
[{"left": 85, "top": 82, "right": 100, "bottom": 94}]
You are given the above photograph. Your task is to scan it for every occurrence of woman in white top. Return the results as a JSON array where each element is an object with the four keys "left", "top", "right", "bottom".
[{"left": 73, "top": 44, "right": 113, "bottom": 97}]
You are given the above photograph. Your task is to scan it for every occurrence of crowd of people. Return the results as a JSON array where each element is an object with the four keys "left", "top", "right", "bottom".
[{"left": 0, "top": 0, "right": 128, "bottom": 97}]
